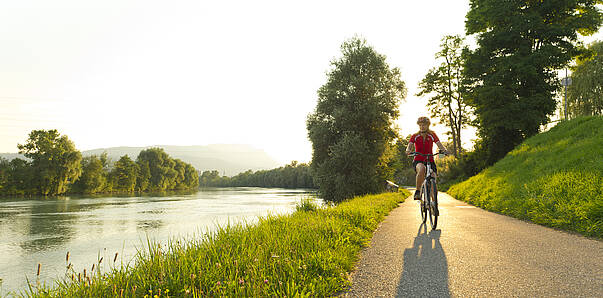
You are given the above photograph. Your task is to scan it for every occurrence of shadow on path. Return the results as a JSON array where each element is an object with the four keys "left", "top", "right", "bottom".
[{"left": 397, "top": 224, "right": 450, "bottom": 297}]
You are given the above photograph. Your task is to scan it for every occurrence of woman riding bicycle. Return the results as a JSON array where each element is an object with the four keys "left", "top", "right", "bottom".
[{"left": 405, "top": 116, "right": 450, "bottom": 200}]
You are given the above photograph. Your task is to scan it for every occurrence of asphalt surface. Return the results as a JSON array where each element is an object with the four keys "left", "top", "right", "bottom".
[{"left": 344, "top": 190, "right": 603, "bottom": 297}]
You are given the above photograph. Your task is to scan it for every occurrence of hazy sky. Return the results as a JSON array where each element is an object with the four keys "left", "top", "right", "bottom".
[{"left": 1, "top": 1, "right": 601, "bottom": 164}]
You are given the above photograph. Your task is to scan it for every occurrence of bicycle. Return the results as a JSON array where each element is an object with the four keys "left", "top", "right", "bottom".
[{"left": 409, "top": 152, "right": 445, "bottom": 230}]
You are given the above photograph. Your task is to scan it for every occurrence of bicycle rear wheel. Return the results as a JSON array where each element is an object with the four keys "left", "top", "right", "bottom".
[{"left": 429, "top": 179, "right": 438, "bottom": 230}]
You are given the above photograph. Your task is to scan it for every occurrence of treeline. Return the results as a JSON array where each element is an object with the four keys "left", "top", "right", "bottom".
[
  {"left": 200, "top": 161, "right": 315, "bottom": 189},
  {"left": 0, "top": 130, "right": 199, "bottom": 196}
]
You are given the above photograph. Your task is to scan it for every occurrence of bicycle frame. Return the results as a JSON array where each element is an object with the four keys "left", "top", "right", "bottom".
[{"left": 410, "top": 151, "right": 443, "bottom": 230}]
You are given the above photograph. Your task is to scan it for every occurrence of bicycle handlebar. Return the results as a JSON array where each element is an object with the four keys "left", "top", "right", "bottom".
[{"left": 408, "top": 151, "right": 448, "bottom": 157}]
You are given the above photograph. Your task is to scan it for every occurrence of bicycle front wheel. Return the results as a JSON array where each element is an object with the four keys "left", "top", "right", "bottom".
[
  {"left": 421, "top": 185, "right": 428, "bottom": 224},
  {"left": 429, "top": 180, "right": 438, "bottom": 230}
]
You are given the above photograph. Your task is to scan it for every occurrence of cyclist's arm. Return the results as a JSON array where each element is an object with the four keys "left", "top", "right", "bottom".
[
  {"left": 405, "top": 140, "right": 415, "bottom": 155},
  {"left": 435, "top": 141, "right": 450, "bottom": 155}
]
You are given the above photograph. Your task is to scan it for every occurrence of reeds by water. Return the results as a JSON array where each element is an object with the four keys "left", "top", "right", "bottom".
[{"left": 26, "top": 191, "right": 409, "bottom": 297}]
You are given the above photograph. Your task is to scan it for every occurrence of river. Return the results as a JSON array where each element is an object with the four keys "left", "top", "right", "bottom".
[{"left": 0, "top": 187, "right": 317, "bottom": 295}]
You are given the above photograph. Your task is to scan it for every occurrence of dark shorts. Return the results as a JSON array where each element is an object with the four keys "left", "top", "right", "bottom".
[{"left": 413, "top": 160, "right": 437, "bottom": 174}]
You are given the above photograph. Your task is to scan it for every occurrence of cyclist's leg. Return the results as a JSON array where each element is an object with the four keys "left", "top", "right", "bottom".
[
  {"left": 429, "top": 161, "right": 437, "bottom": 193},
  {"left": 415, "top": 162, "right": 426, "bottom": 199}
]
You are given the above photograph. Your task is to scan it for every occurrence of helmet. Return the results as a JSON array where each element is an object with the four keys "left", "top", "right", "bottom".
[{"left": 417, "top": 117, "right": 430, "bottom": 125}]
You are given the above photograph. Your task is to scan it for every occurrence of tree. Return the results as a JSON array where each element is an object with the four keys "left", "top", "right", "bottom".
[
  {"left": 464, "top": 0, "right": 602, "bottom": 166},
  {"left": 568, "top": 40, "right": 603, "bottom": 117},
  {"left": 135, "top": 148, "right": 197, "bottom": 191},
  {"left": 0, "top": 157, "right": 8, "bottom": 194},
  {"left": 417, "top": 35, "right": 471, "bottom": 157},
  {"left": 110, "top": 155, "right": 139, "bottom": 193},
  {"left": 137, "top": 148, "right": 173, "bottom": 191},
  {"left": 17, "top": 129, "right": 82, "bottom": 195},
  {"left": 136, "top": 160, "right": 151, "bottom": 192},
  {"left": 387, "top": 136, "right": 415, "bottom": 185},
  {"left": 71, "top": 155, "right": 107, "bottom": 194},
  {"left": 306, "top": 37, "right": 406, "bottom": 202}
]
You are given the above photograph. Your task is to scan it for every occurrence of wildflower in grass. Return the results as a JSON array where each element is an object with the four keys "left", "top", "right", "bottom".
[
  {"left": 216, "top": 281, "right": 221, "bottom": 286},
  {"left": 264, "top": 279, "right": 269, "bottom": 284},
  {"left": 239, "top": 278, "right": 245, "bottom": 285},
  {"left": 114, "top": 252, "right": 119, "bottom": 262}
]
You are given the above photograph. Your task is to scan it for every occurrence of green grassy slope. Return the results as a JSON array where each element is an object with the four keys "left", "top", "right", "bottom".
[{"left": 448, "top": 116, "right": 603, "bottom": 238}]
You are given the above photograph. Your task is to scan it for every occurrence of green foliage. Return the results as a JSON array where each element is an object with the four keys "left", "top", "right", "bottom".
[
  {"left": 386, "top": 136, "right": 415, "bottom": 186},
  {"left": 568, "top": 40, "right": 603, "bottom": 117},
  {"left": 17, "top": 129, "right": 82, "bottom": 196},
  {"left": 307, "top": 37, "right": 406, "bottom": 202},
  {"left": 71, "top": 154, "right": 108, "bottom": 194},
  {"left": 200, "top": 161, "right": 315, "bottom": 189},
  {"left": 464, "top": 0, "right": 602, "bottom": 168},
  {"left": 448, "top": 116, "right": 603, "bottom": 238},
  {"left": 0, "top": 157, "right": 34, "bottom": 195},
  {"left": 27, "top": 190, "right": 410, "bottom": 297},
  {"left": 110, "top": 155, "right": 139, "bottom": 193},
  {"left": 0, "top": 131, "right": 199, "bottom": 197},
  {"left": 295, "top": 197, "right": 320, "bottom": 212},
  {"left": 135, "top": 148, "right": 199, "bottom": 192},
  {"left": 417, "top": 35, "right": 472, "bottom": 157}
]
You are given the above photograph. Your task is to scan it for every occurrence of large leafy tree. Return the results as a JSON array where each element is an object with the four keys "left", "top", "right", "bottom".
[
  {"left": 71, "top": 154, "right": 108, "bottom": 194},
  {"left": 417, "top": 35, "right": 471, "bottom": 157},
  {"left": 111, "top": 155, "right": 139, "bottom": 193},
  {"left": 464, "top": 0, "right": 602, "bottom": 166},
  {"left": 568, "top": 40, "right": 603, "bottom": 117},
  {"left": 17, "top": 129, "right": 82, "bottom": 195},
  {"left": 0, "top": 157, "right": 34, "bottom": 195},
  {"left": 306, "top": 37, "right": 406, "bottom": 203}
]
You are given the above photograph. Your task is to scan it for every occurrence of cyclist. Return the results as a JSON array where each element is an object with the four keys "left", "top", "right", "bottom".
[{"left": 405, "top": 116, "right": 450, "bottom": 200}]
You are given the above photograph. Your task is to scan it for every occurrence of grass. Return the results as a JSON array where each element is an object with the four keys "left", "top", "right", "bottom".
[
  {"left": 25, "top": 190, "right": 410, "bottom": 297},
  {"left": 448, "top": 116, "right": 603, "bottom": 238}
]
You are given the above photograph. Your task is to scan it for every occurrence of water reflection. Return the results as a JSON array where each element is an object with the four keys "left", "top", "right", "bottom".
[{"left": 0, "top": 187, "right": 317, "bottom": 295}]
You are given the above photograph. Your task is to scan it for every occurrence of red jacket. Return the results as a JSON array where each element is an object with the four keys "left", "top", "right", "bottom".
[{"left": 409, "top": 132, "right": 440, "bottom": 162}]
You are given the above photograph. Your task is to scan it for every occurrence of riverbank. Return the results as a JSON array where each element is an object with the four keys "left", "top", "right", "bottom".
[
  {"left": 26, "top": 190, "right": 409, "bottom": 297},
  {"left": 0, "top": 188, "right": 315, "bottom": 295}
]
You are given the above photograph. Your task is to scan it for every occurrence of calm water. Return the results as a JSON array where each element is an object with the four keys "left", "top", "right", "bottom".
[{"left": 0, "top": 187, "right": 317, "bottom": 295}]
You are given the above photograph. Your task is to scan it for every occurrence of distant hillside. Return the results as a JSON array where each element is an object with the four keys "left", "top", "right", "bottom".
[
  {"left": 0, "top": 144, "right": 281, "bottom": 176},
  {"left": 448, "top": 116, "right": 603, "bottom": 238}
]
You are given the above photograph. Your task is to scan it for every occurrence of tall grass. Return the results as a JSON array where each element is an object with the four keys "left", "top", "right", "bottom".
[
  {"left": 448, "top": 116, "right": 603, "bottom": 238},
  {"left": 26, "top": 190, "right": 410, "bottom": 297}
]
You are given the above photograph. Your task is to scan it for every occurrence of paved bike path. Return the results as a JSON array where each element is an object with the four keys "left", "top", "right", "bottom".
[{"left": 344, "top": 190, "right": 603, "bottom": 297}]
